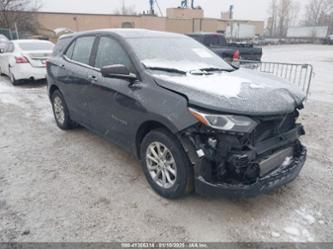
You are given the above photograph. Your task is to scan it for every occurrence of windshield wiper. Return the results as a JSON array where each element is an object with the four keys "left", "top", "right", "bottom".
[
  {"left": 198, "top": 67, "right": 235, "bottom": 72},
  {"left": 189, "top": 67, "right": 234, "bottom": 75},
  {"left": 145, "top": 66, "right": 234, "bottom": 76},
  {"left": 145, "top": 66, "right": 187, "bottom": 75}
]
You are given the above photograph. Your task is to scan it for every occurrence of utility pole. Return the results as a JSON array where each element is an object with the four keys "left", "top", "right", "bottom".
[
  {"left": 122, "top": 0, "right": 125, "bottom": 14},
  {"left": 14, "top": 22, "right": 19, "bottom": 39},
  {"left": 149, "top": 0, "right": 154, "bottom": 15},
  {"left": 73, "top": 17, "right": 79, "bottom": 32},
  {"left": 229, "top": 5, "right": 234, "bottom": 19},
  {"left": 229, "top": 5, "right": 234, "bottom": 39}
]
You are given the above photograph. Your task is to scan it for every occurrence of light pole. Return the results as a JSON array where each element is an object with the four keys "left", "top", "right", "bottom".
[{"left": 73, "top": 17, "right": 79, "bottom": 32}]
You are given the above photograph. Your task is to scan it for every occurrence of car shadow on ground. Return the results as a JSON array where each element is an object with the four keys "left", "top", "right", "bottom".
[
  {"left": 16, "top": 79, "right": 47, "bottom": 89},
  {"left": 77, "top": 124, "right": 298, "bottom": 216},
  {"left": 0, "top": 75, "right": 47, "bottom": 89},
  {"left": 66, "top": 121, "right": 298, "bottom": 211}
]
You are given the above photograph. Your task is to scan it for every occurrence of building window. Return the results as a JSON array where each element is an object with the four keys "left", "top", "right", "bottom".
[{"left": 121, "top": 22, "right": 135, "bottom": 28}]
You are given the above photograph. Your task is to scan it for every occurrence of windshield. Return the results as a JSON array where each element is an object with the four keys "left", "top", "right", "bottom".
[
  {"left": 126, "top": 36, "right": 233, "bottom": 72},
  {"left": 17, "top": 42, "right": 54, "bottom": 51}
]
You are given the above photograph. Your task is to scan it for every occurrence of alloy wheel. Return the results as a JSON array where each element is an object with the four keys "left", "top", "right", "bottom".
[
  {"left": 146, "top": 142, "right": 177, "bottom": 189},
  {"left": 53, "top": 96, "right": 65, "bottom": 124}
]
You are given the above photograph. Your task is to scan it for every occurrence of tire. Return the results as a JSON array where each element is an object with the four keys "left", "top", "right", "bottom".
[
  {"left": 51, "top": 90, "right": 76, "bottom": 130},
  {"left": 8, "top": 67, "right": 19, "bottom": 86},
  {"left": 140, "top": 128, "right": 193, "bottom": 199}
]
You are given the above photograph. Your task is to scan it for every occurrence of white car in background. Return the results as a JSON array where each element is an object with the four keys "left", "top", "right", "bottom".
[
  {"left": 0, "top": 34, "right": 9, "bottom": 51},
  {"left": 0, "top": 39, "right": 54, "bottom": 85}
]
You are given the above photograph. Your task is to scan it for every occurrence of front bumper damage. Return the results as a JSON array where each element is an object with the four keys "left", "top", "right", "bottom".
[
  {"left": 195, "top": 145, "right": 306, "bottom": 197},
  {"left": 179, "top": 113, "right": 307, "bottom": 198}
]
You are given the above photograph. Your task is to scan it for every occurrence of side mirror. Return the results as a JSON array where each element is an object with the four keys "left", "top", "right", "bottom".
[
  {"left": 0, "top": 48, "right": 4, "bottom": 54},
  {"left": 101, "top": 64, "right": 137, "bottom": 82}
]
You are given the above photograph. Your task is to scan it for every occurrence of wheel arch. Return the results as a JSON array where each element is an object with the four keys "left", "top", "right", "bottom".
[
  {"left": 135, "top": 120, "right": 176, "bottom": 159},
  {"left": 49, "top": 84, "right": 60, "bottom": 98}
]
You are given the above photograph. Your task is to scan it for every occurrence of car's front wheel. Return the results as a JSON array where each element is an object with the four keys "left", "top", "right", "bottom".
[
  {"left": 51, "top": 90, "right": 76, "bottom": 130},
  {"left": 140, "top": 129, "right": 193, "bottom": 199}
]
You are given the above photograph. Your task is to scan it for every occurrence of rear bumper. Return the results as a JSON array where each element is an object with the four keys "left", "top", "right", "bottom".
[
  {"left": 195, "top": 145, "right": 306, "bottom": 198},
  {"left": 11, "top": 64, "right": 46, "bottom": 81}
]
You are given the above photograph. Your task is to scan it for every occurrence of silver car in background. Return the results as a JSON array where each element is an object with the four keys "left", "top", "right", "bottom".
[{"left": 0, "top": 39, "right": 54, "bottom": 85}]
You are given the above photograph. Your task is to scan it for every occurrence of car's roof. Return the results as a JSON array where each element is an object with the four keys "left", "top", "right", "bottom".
[
  {"left": 188, "top": 32, "right": 222, "bottom": 36},
  {"left": 12, "top": 39, "right": 54, "bottom": 44},
  {"left": 68, "top": 29, "right": 186, "bottom": 39}
]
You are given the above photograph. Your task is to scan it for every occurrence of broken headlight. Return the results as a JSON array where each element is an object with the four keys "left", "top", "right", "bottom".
[{"left": 189, "top": 107, "right": 257, "bottom": 133}]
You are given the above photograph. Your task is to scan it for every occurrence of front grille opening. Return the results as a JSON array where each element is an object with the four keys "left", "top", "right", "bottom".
[{"left": 253, "top": 112, "right": 297, "bottom": 144}]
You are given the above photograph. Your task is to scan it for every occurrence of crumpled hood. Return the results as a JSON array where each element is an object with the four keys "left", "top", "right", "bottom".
[{"left": 152, "top": 68, "right": 306, "bottom": 116}]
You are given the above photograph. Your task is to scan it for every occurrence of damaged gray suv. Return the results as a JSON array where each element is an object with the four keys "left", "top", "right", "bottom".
[{"left": 47, "top": 29, "right": 307, "bottom": 199}]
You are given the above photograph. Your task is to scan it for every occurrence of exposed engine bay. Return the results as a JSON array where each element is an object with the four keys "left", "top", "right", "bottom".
[{"left": 179, "top": 109, "right": 306, "bottom": 195}]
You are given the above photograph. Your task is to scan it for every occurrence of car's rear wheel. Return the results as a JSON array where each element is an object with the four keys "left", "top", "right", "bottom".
[
  {"left": 8, "top": 67, "right": 19, "bottom": 85},
  {"left": 140, "top": 129, "right": 193, "bottom": 199},
  {"left": 51, "top": 90, "right": 76, "bottom": 130}
]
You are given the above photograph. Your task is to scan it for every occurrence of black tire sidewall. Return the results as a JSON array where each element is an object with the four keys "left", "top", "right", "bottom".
[
  {"left": 51, "top": 90, "right": 73, "bottom": 130},
  {"left": 140, "top": 129, "right": 193, "bottom": 199}
]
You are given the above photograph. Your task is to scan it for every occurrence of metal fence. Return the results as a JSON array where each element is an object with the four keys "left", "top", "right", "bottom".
[{"left": 239, "top": 60, "right": 314, "bottom": 98}]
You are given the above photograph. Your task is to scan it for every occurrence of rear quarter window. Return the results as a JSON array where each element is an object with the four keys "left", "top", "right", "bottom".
[{"left": 53, "top": 37, "right": 72, "bottom": 56}]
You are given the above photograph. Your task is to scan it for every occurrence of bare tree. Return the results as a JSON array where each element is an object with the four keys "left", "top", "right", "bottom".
[
  {"left": 113, "top": 0, "right": 137, "bottom": 15},
  {"left": 0, "top": 0, "right": 41, "bottom": 35},
  {"left": 277, "top": 0, "right": 300, "bottom": 37},
  {"left": 304, "top": 0, "right": 333, "bottom": 28},
  {"left": 267, "top": 0, "right": 300, "bottom": 37},
  {"left": 267, "top": 0, "right": 278, "bottom": 36}
]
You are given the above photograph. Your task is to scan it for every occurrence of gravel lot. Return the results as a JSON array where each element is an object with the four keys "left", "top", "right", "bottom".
[{"left": 0, "top": 45, "right": 332, "bottom": 242}]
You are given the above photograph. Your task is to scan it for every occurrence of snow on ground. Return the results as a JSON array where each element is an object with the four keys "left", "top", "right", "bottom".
[
  {"left": 263, "top": 44, "right": 333, "bottom": 103},
  {"left": 0, "top": 45, "right": 332, "bottom": 242}
]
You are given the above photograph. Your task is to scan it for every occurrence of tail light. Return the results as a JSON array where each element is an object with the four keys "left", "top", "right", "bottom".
[
  {"left": 15, "top": 56, "right": 29, "bottom": 64},
  {"left": 233, "top": 49, "right": 240, "bottom": 62}
]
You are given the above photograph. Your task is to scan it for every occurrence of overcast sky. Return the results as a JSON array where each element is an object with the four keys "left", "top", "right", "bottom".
[{"left": 40, "top": 0, "right": 308, "bottom": 21}]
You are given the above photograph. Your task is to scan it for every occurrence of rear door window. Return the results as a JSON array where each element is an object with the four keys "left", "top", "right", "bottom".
[{"left": 70, "top": 36, "right": 95, "bottom": 65}]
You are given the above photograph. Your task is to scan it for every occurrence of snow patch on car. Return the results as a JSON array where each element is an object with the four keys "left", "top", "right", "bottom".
[
  {"left": 152, "top": 68, "right": 306, "bottom": 115},
  {"left": 153, "top": 73, "right": 246, "bottom": 98}
]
